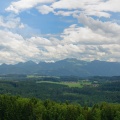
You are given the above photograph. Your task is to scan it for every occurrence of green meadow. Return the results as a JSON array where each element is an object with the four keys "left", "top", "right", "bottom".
[{"left": 36, "top": 80, "right": 92, "bottom": 88}]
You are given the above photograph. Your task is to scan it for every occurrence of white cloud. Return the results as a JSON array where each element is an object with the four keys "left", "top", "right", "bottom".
[
  {"left": 0, "top": 15, "right": 22, "bottom": 29},
  {"left": 75, "top": 14, "right": 120, "bottom": 39},
  {"left": 6, "top": 0, "right": 120, "bottom": 18},
  {"left": 98, "top": 0, "right": 120, "bottom": 13},
  {"left": 54, "top": 10, "right": 79, "bottom": 16},
  {"left": 28, "top": 36, "right": 52, "bottom": 46},
  {"left": 60, "top": 25, "right": 111, "bottom": 45},
  {"left": 19, "top": 23, "right": 25, "bottom": 29},
  {"left": 6, "top": 0, "right": 56, "bottom": 14},
  {"left": 1, "top": 13, "right": 120, "bottom": 64},
  {"left": 53, "top": 15, "right": 120, "bottom": 62},
  {"left": 37, "top": 5, "right": 54, "bottom": 14},
  {"left": 51, "top": 0, "right": 105, "bottom": 17},
  {"left": 0, "top": 30, "right": 40, "bottom": 64},
  {"left": 1, "top": 0, "right": 120, "bottom": 63},
  {"left": 52, "top": 0, "right": 85, "bottom": 9},
  {"left": 52, "top": 0, "right": 120, "bottom": 17}
]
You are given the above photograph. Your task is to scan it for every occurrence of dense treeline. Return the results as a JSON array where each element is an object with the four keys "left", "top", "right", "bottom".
[
  {"left": 89, "top": 76, "right": 120, "bottom": 82},
  {"left": 0, "top": 94, "right": 120, "bottom": 120}
]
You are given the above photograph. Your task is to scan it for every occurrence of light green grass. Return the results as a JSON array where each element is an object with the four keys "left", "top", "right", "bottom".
[
  {"left": 80, "top": 80, "right": 92, "bottom": 86},
  {"left": 36, "top": 81, "right": 84, "bottom": 88},
  {"left": 61, "top": 82, "right": 83, "bottom": 88},
  {"left": 27, "top": 75, "right": 60, "bottom": 79},
  {"left": 36, "top": 81, "right": 59, "bottom": 84}
]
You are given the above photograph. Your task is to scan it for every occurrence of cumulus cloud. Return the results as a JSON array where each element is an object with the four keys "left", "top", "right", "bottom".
[
  {"left": 98, "top": 0, "right": 120, "bottom": 13},
  {"left": 51, "top": 0, "right": 120, "bottom": 17},
  {"left": 1, "top": 12, "right": 120, "bottom": 64},
  {"left": 42, "top": 0, "right": 108, "bottom": 18},
  {"left": 0, "top": 30, "right": 41, "bottom": 64},
  {"left": 37, "top": 5, "right": 54, "bottom": 14},
  {"left": 54, "top": 10, "right": 79, "bottom": 16},
  {"left": 0, "top": 15, "right": 22, "bottom": 29},
  {"left": 39, "top": 17, "right": 120, "bottom": 62},
  {"left": 28, "top": 36, "right": 52, "bottom": 46},
  {"left": 6, "top": 0, "right": 55, "bottom": 14},
  {"left": 6, "top": 0, "right": 120, "bottom": 18},
  {"left": 51, "top": 15, "right": 120, "bottom": 62},
  {"left": 1, "top": 0, "right": 120, "bottom": 63},
  {"left": 75, "top": 14, "right": 120, "bottom": 38},
  {"left": 19, "top": 23, "right": 25, "bottom": 29}
]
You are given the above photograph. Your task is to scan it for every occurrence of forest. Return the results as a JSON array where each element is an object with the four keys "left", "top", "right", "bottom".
[
  {"left": 0, "top": 75, "right": 120, "bottom": 119},
  {"left": 0, "top": 94, "right": 120, "bottom": 120},
  {"left": 0, "top": 75, "right": 120, "bottom": 106}
]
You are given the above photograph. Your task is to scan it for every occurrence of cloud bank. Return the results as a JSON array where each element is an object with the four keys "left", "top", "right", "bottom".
[
  {"left": 6, "top": 0, "right": 120, "bottom": 18},
  {"left": 0, "top": 0, "right": 120, "bottom": 64},
  {"left": 0, "top": 14, "right": 120, "bottom": 64}
]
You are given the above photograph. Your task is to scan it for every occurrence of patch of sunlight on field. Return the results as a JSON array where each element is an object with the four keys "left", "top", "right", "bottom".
[
  {"left": 36, "top": 81, "right": 59, "bottom": 84},
  {"left": 61, "top": 82, "right": 83, "bottom": 88},
  {"left": 36, "top": 81, "right": 83, "bottom": 88},
  {"left": 27, "top": 75, "right": 60, "bottom": 79}
]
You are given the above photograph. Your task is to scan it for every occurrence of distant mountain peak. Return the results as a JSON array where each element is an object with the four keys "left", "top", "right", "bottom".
[
  {"left": 25, "top": 60, "right": 36, "bottom": 64},
  {"left": 91, "top": 60, "right": 101, "bottom": 63},
  {"left": 0, "top": 58, "right": 120, "bottom": 76},
  {"left": 1, "top": 63, "right": 8, "bottom": 66},
  {"left": 61, "top": 58, "right": 81, "bottom": 62},
  {"left": 64, "top": 58, "right": 78, "bottom": 61}
]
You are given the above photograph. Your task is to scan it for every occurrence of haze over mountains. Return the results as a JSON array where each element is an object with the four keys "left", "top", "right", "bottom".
[{"left": 0, "top": 58, "right": 120, "bottom": 77}]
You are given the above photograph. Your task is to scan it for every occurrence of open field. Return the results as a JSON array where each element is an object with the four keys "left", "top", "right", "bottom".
[
  {"left": 36, "top": 80, "right": 92, "bottom": 88},
  {"left": 27, "top": 75, "right": 60, "bottom": 79},
  {"left": 61, "top": 82, "right": 83, "bottom": 88}
]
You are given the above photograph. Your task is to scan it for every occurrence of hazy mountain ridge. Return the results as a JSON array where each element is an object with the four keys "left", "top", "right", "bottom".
[{"left": 0, "top": 58, "right": 120, "bottom": 76}]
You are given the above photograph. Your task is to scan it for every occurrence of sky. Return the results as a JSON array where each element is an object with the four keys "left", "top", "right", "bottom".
[{"left": 0, "top": 0, "right": 120, "bottom": 64}]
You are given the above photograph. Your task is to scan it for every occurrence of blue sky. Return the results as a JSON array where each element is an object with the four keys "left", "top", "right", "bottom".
[
  {"left": 20, "top": 11, "right": 77, "bottom": 34},
  {"left": 0, "top": 0, "right": 120, "bottom": 64}
]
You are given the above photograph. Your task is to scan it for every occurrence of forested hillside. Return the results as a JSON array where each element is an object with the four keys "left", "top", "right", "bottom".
[{"left": 0, "top": 94, "right": 120, "bottom": 120}]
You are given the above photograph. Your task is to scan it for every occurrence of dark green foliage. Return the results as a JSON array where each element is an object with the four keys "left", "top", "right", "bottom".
[
  {"left": 0, "top": 94, "right": 120, "bottom": 120},
  {"left": 0, "top": 76, "right": 120, "bottom": 106}
]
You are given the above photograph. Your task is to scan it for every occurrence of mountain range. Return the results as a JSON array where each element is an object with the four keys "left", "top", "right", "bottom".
[{"left": 0, "top": 58, "right": 120, "bottom": 77}]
